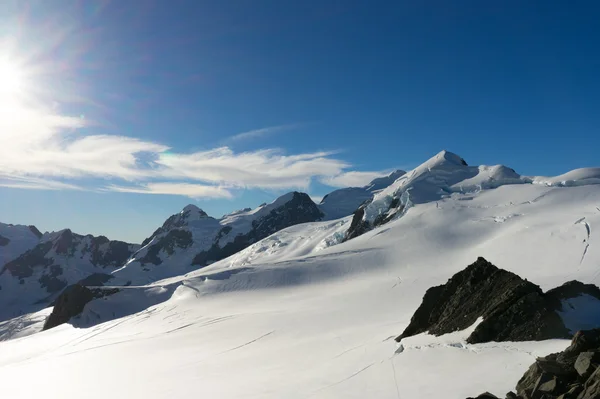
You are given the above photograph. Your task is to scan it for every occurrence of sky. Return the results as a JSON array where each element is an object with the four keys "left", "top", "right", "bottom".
[{"left": 0, "top": 0, "right": 598, "bottom": 243}]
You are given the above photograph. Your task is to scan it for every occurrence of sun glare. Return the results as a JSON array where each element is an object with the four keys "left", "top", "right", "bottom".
[{"left": 0, "top": 57, "right": 25, "bottom": 103}]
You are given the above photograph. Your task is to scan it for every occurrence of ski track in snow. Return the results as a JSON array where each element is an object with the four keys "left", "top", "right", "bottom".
[{"left": 308, "top": 362, "right": 376, "bottom": 397}]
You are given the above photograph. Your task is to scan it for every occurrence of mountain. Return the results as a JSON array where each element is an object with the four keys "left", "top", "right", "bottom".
[
  {"left": 0, "top": 229, "right": 138, "bottom": 319},
  {"left": 2, "top": 150, "right": 600, "bottom": 398},
  {"left": 112, "top": 191, "right": 324, "bottom": 284},
  {"left": 318, "top": 169, "right": 406, "bottom": 220},
  {"left": 0, "top": 222, "right": 43, "bottom": 267},
  {"left": 346, "top": 150, "right": 530, "bottom": 239}
]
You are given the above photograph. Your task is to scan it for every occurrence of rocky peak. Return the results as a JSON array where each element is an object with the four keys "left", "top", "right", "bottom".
[
  {"left": 52, "top": 229, "right": 75, "bottom": 255},
  {"left": 397, "top": 257, "right": 600, "bottom": 345},
  {"left": 181, "top": 204, "right": 208, "bottom": 218}
]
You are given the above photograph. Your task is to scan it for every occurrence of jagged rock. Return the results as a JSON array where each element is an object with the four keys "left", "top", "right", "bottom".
[
  {"left": 396, "top": 257, "right": 570, "bottom": 344},
  {"left": 192, "top": 192, "right": 323, "bottom": 267},
  {"left": 579, "top": 366, "right": 600, "bottom": 398},
  {"left": 575, "top": 352, "right": 600, "bottom": 378},
  {"left": 532, "top": 373, "right": 561, "bottom": 397},
  {"left": 43, "top": 284, "right": 119, "bottom": 330}
]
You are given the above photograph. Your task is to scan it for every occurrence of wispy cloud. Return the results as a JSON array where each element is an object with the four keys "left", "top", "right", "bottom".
[
  {"left": 226, "top": 124, "right": 301, "bottom": 143},
  {"left": 106, "top": 182, "right": 233, "bottom": 199},
  {"left": 0, "top": 175, "right": 85, "bottom": 191},
  {"left": 0, "top": 97, "right": 386, "bottom": 199},
  {"left": 321, "top": 170, "right": 393, "bottom": 188}
]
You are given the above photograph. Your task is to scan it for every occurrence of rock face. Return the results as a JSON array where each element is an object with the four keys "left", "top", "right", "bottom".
[
  {"left": 43, "top": 284, "right": 119, "bottom": 330},
  {"left": 471, "top": 329, "right": 600, "bottom": 399},
  {"left": 0, "top": 229, "right": 138, "bottom": 315},
  {"left": 396, "top": 257, "right": 600, "bottom": 344}
]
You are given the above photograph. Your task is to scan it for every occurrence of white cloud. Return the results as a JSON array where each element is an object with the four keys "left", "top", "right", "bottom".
[
  {"left": 226, "top": 124, "right": 300, "bottom": 143},
  {"left": 0, "top": 98, "right": 384, "bottom": 199},
  {"left": 156, "top": 147, "right": 349, "bottom": 189},
  {"left": 321, "top": 170, "right": 392, "bottom": 188},
  {"left": 0, "top": 175, "right": 84, "bottom": 191},
  {"left": 106, "top": 182, "right": 233, "bottom": 199}
]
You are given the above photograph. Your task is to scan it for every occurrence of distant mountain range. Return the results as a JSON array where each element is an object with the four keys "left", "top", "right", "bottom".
[{"left": 0, "top": 171, "right": 405, "bottom": 319}]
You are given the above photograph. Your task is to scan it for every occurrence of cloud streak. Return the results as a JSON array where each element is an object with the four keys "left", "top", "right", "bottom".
[
  {"left": 106, "top": 182, "right": 234, "bottom": 199},
  {"left": 225, "top": 124, "right": 301, "bottom": 143}
]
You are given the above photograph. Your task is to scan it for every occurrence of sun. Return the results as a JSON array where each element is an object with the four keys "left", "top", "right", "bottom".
[{"left": 0, "top": 57, "right": 25, "bottom": 104}]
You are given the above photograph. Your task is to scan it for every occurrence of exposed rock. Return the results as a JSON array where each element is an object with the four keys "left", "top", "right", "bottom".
[
  {"left": 575, "top": 352, "right": 600, "bottom": 378},
  {"left": 43, "top": 284, "right": 119, "bottom": 330},
  {"left": 140, "top": 229, "right": 193, "bottom": 265},
  {"left": 77, "top": 273, "right": 114, "bottom": 287},
  {"left": 192, "top": 192, "right": 323, "bottom": 267},
  {"left": 0, "top": 234, "right": 10, "bottom": 246},
  {"left": 396, "top": 257, "right": 572, "bottom": 344},
  {"left": 28, "top": 225, "right": 43, "bottom": 239},
  {"left": 477, "top": 329, "right": 600, "bottom": 399}
]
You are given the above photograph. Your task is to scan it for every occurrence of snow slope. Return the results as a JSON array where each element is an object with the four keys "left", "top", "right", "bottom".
[
  {"left": 2, "top": 153, "right": 600, "bottom": 398},
  {"left": 0, "top": 222, "right": 42, "bottom": 267}
]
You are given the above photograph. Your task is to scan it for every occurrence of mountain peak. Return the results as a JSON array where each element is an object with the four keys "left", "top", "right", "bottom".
[
  {"left": 431, "top": 150, "right": 468, "bottom": 167},
  {"left": 181, "top": 204, "right": 208, "bottom": 219}
]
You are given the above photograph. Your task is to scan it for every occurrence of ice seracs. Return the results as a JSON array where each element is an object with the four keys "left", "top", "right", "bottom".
[{"left": 319, "top": 169, "right": 406, "bottom": 220}]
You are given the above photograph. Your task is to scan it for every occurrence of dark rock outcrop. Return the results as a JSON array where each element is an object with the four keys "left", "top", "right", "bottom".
[
  {"left": 77, "top": 273, "right": 114, "bottom": 287},
  {"left": 28, "top": 225, "right": 43, "bottom": 239},
  {"left": 43, "top": 284, "right": 119, "bottom": 330},
  {"left": 471, "top": 329, "right": 600, "bottom": 399},
  {"left": 192, "top": 192, "right": 323, "bottom": 267},
  {"left": 344, "top": 197, "right": 406, "bottom": 242},
  {"left": 140, "top": 229, "right": 193, "bottom": 265},
  {"left": 397, "top": 258, "right": 600, "bottom": 345},
  {"left": 0, "top": 234, "right": 10, "bottom": 246}
]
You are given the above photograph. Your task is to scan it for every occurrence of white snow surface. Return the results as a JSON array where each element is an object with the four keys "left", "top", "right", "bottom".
[
  {"left": 3, "top": 154, "right": 600, "bottom": 398},
  {"left": 0, "top": 222, "right": 41, "bottom": 267}
]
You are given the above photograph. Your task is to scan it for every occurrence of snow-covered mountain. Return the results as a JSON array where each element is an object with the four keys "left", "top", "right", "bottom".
[
  {"left": 0, "top": 222, "right": 43, "bottom": 267},
  {"left": 318, "top": 169, "right": 406, "bottom": 220},
  {"left": 2, "top": 150, "right": 600, "bottom": 398},
  {"left": 0, "top": 229, "right": 138, "bottom": 320},
  {"left": 346, "top": 150, "right": 532, "bottom": 239},
  {"left": 113, "top": 191, "right": 324, "bottom": 284}
]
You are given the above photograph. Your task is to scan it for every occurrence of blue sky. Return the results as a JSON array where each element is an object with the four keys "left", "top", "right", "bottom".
[{"left": 0, "top": 0, "right": 598, "bottom": 243}]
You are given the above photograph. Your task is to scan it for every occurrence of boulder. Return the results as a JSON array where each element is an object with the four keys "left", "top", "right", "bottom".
[
  {"left": 574, "top": 352, "right": 600, "bottom": 378},
  {"left": 43, "top": 284, "right": 119, "bottom": 330}
]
